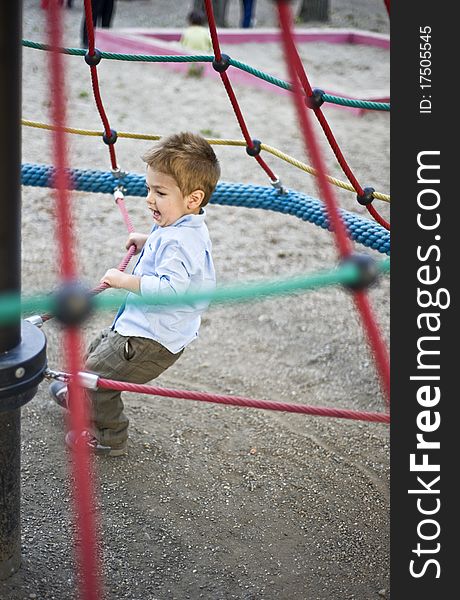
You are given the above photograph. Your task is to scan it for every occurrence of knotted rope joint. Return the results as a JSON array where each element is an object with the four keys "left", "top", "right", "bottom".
[
  {"left": 102, "top": 128, "right": 118, "bottom": 145},
  {"left": 52, "top": 280, "right": 94, "bottom": 326},
  {"left": 246, "top": 139, "right": 262, "bottom": 156},
  {"left": 357, "top": 186, "right": 376, "bottom": 206},
  {"left": 340, "top": 253, "right": 379, "bottom": 292},
  {"left": 212, "top": 53, "right": 231, "bottom": 72},
  {"left": 306, "top": 88, "right": 325, "bottom": 109},
  {"left": 84, "top": 48, "right": 102, "bottom": 66}
]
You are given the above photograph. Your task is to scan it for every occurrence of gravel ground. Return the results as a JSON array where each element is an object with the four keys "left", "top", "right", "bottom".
[{"left": 1, "top": 1, "right": 389, "bottom": 599}]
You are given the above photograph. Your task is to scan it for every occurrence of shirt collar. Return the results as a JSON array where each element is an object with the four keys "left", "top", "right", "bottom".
[{"left": 171, "top": 209, "right": 206, "bottom": 228}]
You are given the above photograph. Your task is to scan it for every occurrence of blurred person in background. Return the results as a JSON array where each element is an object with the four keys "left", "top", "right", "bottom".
[{"left": 82, "top": 0, "right": 116, "bottom": 47}]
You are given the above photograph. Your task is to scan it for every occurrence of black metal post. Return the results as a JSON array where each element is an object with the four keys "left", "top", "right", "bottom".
[
  {"left": 0, "top": 0, "right": 47, "bottom": 580},
  {"left": 0, "top": 0, "right": 21, "bottom": 350}
]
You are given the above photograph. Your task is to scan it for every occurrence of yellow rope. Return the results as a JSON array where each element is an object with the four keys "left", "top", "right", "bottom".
[{"left": 22, "top": 119, "right": 390, "bottom": 203}]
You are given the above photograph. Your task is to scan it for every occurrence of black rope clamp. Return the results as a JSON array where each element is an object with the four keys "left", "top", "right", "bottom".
[
  {"left": 340, "top": 253, "right": 379, "bottom": 291},
  {"left": 84, "top": 48, "right": 102, "bottom": 66},
  {"left": 357, "top": 186, "right": 375, "bottom": 206},
  {"left": 52, "top": 280, "right": 94, "bottom": 326},
  {"left": 306, "top": 88, "right": 325, "bottom": 109},
  {"left": 246, "top": 139, "right": 262, "bottom": 157},
  {"left": 103, "top": 129, "right": 118, "bottom": 145},
  {"left": 212, "top": 53, "right": 231, "bottom": 73}
]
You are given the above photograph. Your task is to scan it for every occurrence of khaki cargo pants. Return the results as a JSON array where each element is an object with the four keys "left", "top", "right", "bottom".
[{"left": 85, "top": 328, "right": 183, "bottom": 447}]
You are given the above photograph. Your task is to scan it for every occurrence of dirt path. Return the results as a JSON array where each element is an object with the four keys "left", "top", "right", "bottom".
[{"left": 1, "top": 1, "right": 389, "bottom": 598}]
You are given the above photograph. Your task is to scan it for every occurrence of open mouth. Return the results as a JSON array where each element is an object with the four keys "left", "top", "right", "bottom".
[{"left": 152, "top": 210, "right": 161, "bottom": 220}]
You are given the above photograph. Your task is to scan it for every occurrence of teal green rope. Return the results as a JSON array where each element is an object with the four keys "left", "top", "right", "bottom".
[
  {"left": 22, "top": 39, "right": 390, "bottom": 112},
  {"left": 228, "top": 57, "right": 291, "bottom": 90},
  {"left": 323, "top": 93, "right": 390, "bottom": 111},
  {"left": 0, "top": 259, "right": 390, "bottom": 325}
]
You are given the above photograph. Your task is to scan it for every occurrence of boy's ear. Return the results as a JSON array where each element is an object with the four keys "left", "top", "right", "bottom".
[{"left": 187, "top": 189, "right": 205, "bottom": 208}]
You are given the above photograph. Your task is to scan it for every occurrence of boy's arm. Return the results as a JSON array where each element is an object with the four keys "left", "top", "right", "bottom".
[
  {"left": 140, "top": 241, "right": 192, "bottom": 298},
  {"left": 101, "top": 269, "right": 141, "bottom": 294}
]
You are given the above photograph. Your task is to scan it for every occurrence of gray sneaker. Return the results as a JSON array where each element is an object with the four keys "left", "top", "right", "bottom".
[
  {"left": 49, "top": 381, "right": 69, "bottom": 409},
  {"left": 65, "top": 429, "right": 128, "bottom": 457}
]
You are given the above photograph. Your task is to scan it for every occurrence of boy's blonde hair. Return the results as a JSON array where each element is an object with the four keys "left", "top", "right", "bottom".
[{"left": 142, "top": 132, "right": 220, "bottom": 206}]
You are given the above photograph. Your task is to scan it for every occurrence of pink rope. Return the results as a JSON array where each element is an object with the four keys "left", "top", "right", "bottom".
[
  {"left": 90, "top": 190, "right": 136, "bottom": 293},
  {"left": 97, "top": 378, "right": 390, "bottom": 424},
  {"left": 115, "top": 191, "right": 135, "bottom": 233},
  {"left": 90, "top": 245, "right": 136, "bottom": 295},
  {"left": 41, "top": 190, "right": 136, "bottom": 320}
]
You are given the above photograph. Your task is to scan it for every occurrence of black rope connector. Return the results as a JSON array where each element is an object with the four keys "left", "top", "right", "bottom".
[
  {"left": 306, "top": 88, "right": 325, "bottom": 109},
  {"left": 103, "top": 129, "right": 118, "bottom": 145},
  {"left": 84, "top": 48, "right": 102, "bottom": 66},
  {"left": 212, "top": 53, "right": 231, "bottom": 73},
  {"left": 52, "top": 280, "right": 94, "bottom": 326},
  {"left": 246, "top": 139, "right": 262, "bottom": 157},
  {"left": 357, "top": 186, "right": 375, "bottom": 206},
  {"left": 340, "top": 253, "right": 379, "bottom": 292}
]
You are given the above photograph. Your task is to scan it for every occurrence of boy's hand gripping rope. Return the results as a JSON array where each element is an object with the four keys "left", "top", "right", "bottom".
[{"left": 39, "top": 187, "right": 136, "bottom": 322}]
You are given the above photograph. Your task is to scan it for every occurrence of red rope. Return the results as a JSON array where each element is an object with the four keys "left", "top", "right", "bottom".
[
  {"left": 97, "top": 378, "right": 390, "bottom": 424},
  {"left": 353, "top": 290, "right": 390, "bottom": 408},
  {"left": 203, "top": 0, "right": 222, "bottom": 62},
  {"left": 277, "top": 4, "right": 352, "bottom": 259},
  {"left": 220, "top": 71, "right": 253, "bottom": 144},
  {"left": 46, "top": 3, "right": 102, "bottom": 600},
  {"left": 276, "top": 1, "right": 390, "bottom": 406},
  {"left": 367, "top": 202, "right": 390, "bottom": 229},
  {"left": 317, "top": 108, "right": 390, "bottom": 230},
  {"left": 83, "top": 0, "right": 118, "bottom": 170},
  {"left": 83, "top": 0, "right": 96, "bottom": 52},
  {"left": 284, "top": 12, "right": 389, "bottom": 230},
  {"left": 203, "top": 0, "right": 278, "bottom": 182},
  {"left": 89, "top": 68, "right": 112, "bottom": 137},
  {"left": 315, "top": 110, "right": 364, "bottom": 194}
]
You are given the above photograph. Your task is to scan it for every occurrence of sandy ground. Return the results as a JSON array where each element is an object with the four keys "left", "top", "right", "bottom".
[{"left": 1, "top": 1, "right": 389, "bottom": 599}]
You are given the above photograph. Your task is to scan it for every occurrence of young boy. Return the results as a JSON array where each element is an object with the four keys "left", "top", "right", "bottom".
[{"left": 50, "top": 132, "right": 220, "bottom": 456}]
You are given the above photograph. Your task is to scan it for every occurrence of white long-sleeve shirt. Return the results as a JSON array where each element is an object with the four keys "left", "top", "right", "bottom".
[{"left": 113, "top": 210, "right": 216, "bottom": 353}]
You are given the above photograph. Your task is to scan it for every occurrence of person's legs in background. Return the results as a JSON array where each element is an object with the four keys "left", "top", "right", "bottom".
[
  {"left": 100, "top": 0, "right": 115, "bottom": 28},
  {"left": 241, "top": 0, "right": 256, "bottom": 28},
  {"left": 81, "top": 0, "right": 104, "bottom": 47}
]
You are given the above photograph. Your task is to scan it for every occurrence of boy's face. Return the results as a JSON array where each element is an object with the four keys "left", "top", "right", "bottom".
[{"left": 145, "top": 167, "right": 198, "bottom": 227}]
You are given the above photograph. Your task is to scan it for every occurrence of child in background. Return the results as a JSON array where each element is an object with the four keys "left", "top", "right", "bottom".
[
  {"left": 50, "top": 132, "right": 220, "bottom": 456},
  {"left": 180, "top": 10, "right": 212, "bottom": 77}
]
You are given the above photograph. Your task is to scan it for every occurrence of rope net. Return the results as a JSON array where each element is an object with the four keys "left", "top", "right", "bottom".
[{"left": 14, "top": 3, "right": 391, "bottom": 598}]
